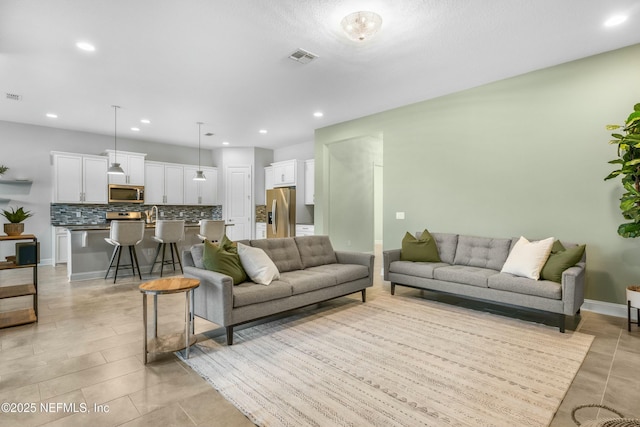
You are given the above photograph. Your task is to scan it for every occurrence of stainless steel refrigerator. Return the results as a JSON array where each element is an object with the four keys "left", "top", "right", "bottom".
[{"left": 267, "top": 188, "right": 296, "bottom": 238}]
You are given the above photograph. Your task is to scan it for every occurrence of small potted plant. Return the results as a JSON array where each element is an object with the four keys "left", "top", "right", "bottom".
[
  {"left": 1, "top": 206, "right": 33, "bottom": 236},
  {"left": 0, "top": 165, "right": 8, "bottom": 177}
]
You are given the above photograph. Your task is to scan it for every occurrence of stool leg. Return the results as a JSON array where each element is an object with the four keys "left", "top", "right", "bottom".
[
  {"left": 132, "top": 246, "right": 142, "bottom": 280},
  {"left": 150, "top": 243, "right": 162, "bottom": 275},
  {"left": 172, "top": 243, "right": 183, "bottom": 274},
  {"left": 105, "top": 246, "right": 118, "bottom": 279},
  {"left": 114, "top": 246, "right": 123, "bottom": 283},
  {"left": 160, "top": 243, "right": 167, "bottom": 277},
  {"left": 128, "top": 246, "right": 136, "bottom": 277},
  {"left": 169, "top": 243, "right": 176, "bottom": 271}
]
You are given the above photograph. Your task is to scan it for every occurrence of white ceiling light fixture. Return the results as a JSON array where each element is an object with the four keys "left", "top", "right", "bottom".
[
  {"left": 107, "top": 105, "right": 125, "bottom": 175},
  {"left": 341, "top": 11, "right": 383, "bottom": 41},
  {"left": 604, "top": 15, "right": 628, "bottom": 27},
  {"left": 76, "top": 41, "right": 96, "bottom": 52},
  {"left": 193, "top": 122, "right": 206, "bottom": 181}
]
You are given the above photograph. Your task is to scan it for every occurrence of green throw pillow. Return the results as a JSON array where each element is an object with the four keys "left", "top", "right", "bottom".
[
  {"left": 540, "top": 243, "right": 585, "bottom": 283},
  {"left": 202, "top": 239, "right": 247, "bottom": 285},
  {"left": 400, "top": 229, "right": 441, "bottom": 262}
]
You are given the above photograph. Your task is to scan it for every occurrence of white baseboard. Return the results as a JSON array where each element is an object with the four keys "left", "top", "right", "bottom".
[{"left": 582, "top": 298, "right": 638, "bottom": 322}]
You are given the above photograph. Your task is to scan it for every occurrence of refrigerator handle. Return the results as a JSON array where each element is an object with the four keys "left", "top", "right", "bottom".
[{"left": 271, "top": 199, "right": 277, "bottom": 235}]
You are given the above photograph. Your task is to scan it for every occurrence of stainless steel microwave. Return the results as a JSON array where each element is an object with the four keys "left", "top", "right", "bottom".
[{"left": 108, "top": 184, "right": 144, "bottom": 204}]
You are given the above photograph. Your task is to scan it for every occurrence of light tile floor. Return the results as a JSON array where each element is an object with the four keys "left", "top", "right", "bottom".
[{"left": 0, "top": 250, "right": 638, "bottom": 426}]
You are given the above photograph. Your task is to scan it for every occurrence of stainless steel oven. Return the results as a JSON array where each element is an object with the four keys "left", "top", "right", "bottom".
[{"left": 108, "top": 184, "right": 144, "bottom": 204}]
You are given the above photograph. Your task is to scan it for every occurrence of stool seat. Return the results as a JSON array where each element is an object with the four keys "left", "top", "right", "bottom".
[
  {"left": 198, "top": 219, "right": 225, "bottom": 242},
  {"left": 104, "top": 220, "right": 145, "bottom": 283},
  {"left": 150, "top": 220, "right": 185, "bottom": 277}
]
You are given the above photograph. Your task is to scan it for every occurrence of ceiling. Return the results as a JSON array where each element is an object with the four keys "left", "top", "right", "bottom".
[{"left": 1, "top": 0, "right": 639, "bottom": 150}]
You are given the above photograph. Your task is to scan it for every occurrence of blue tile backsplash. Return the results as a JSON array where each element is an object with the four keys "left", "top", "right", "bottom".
[{"left": 50, "top": 204, "right": 222, "bottom": 226}]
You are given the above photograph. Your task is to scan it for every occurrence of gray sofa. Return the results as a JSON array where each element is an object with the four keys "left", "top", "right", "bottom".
[
  {"left": 183, "top": 235, "right": 374, "bottom": 344},
  {"left": 383, "top": 232, "right": 586, "bottom": 332}
]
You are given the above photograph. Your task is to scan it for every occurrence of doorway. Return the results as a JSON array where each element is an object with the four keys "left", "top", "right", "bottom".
[{"left": 225, "top": 166, "right": 252, "bottom": 240}]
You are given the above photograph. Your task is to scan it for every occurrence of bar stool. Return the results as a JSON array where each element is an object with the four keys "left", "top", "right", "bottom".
[
  {"left": 104, "top": 220, "right": 145, "bottom": 283},
  {"left": 150, "top": 220, "right": 185, "bottom": 277},
  {"left": 197, "top": 219, "right": 225, "bottom": 242}
]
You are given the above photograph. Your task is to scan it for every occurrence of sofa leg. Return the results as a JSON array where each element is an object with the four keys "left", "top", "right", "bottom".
[
  {"left": 226, "top": 326, "right": 234, "bottom": 345},
  {"left": 361, "top": 289, "right": 366, "bottom": 303},
  {"left": 559, "top": 314, "right": 565, "bottom": 333},
  {"left": 390, "top": 283, "right": 395, "bottom": 295}
]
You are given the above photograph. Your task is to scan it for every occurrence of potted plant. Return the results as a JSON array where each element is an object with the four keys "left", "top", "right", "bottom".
[
  {"left": 605, "top": 102, "right": 640, "bottom": 308},
  {"left": 1, "top": 206, "right": 33, "bottom": 236},
  {"left": 0, "top": 165, "right": 8, "bottom": 177}
]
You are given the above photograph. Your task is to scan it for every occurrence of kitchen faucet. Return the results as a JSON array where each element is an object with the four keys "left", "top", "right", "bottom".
[{"left": 145, "top": 205, "right": 158, "bottom": 223}]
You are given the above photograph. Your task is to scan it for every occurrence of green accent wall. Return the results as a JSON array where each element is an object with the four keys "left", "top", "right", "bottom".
[{"left": 315, "top": 43, "right": 640, "bottom": 304}]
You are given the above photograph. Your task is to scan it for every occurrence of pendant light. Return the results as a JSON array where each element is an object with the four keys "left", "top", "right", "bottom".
[
  {"left": 193, "top": 122, "right": 206, "bottom": 181},
  {"left": 107, "top": 105, "right": 125, "bottom": 175}
]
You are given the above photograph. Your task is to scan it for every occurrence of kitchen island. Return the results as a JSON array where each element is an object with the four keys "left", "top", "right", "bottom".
[{"left": 63, "top": 223, "right": 202, "bottom": 281}]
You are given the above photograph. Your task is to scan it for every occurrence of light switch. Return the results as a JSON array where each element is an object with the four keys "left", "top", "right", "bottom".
[{"left": 396, "top": 212, "right": 405, "bottom": 220}]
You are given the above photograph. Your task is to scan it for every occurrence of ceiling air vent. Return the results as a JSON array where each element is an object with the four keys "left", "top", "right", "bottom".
[
  {"left": 5, "top": 93, "right": 22, "bottom": 101},
  {"left": 288, "top": 48, "right": 318, "bottom": 64}
]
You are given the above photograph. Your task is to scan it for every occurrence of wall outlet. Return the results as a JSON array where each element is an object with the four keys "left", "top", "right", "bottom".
[
  {"left": 179, "top": 212, "right": 184, "bottom": 217},
  {"left": 396, "top": 212, "right": 405, "bottom": 220},
  {"left": 201, "top": 212, "right": 205, "bottom": 217},
  {"left": 160, "top": 211, "right": 165, "bottom": 217},
  {"left": 347, "top": 240, "right": 351, "bottom": 246},
  {"left": 75, "top": 211, "right": 81, "bottom": 218}
]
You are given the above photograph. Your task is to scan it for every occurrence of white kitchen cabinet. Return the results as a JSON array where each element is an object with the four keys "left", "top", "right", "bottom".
[
  {"left": 255, "top": 222, "right": 266, "bottom": 239},
  {"left": 304, "top": 159, "right": 314, "bottom": 205},
  {"left": 104, "top": 150, "right": 146, "bottom": 185},
  {"left": 265, "top": 166, "right": 274, "bottom": 192},
  {"left": 296, "top": 224, "right": 314, "bottom": 236},
  {"left": 53, "top": 226, "right": 68, "bottom": 265},
  {"left": 52, "top": 152, "right": 108, "bottom": 204},
  {"left": 184, "top": 166, "right": 218, "bottom": 205},
  {"left": 144, "top": 161, "right": 184, "bottom": 205},
  {"left": 272, "top": 160, "right": 297, "bottom": 187}
]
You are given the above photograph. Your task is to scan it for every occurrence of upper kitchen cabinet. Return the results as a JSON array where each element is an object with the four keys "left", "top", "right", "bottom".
[
  {"left": 304, "top": 159, "right": 314, "bottom": 205},
  {"left": 272, "top": 160, "right": 298, "bottom": 187},
  {"left": 52, "top": 152, "right": 108, "bottom": 204},
  {"left": 183, "top": 166, "right": 218, "bottom": 205},
  {"left": 104, "top": 150, "right": 146, "bottom": 185},
  {"left": 145, "top": 161, "right": 184, "bottom": 205}
]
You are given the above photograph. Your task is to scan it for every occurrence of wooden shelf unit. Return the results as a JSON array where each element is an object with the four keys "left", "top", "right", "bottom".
[{"left": 0, "top": 234, "right": 38, "bottom": 328}]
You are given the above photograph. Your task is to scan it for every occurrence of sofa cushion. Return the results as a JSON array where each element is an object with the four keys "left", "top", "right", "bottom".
[
  {"left": 430, "top": 232, "right": 459, "bottom": 265},
  {"left": 237, "top": 243, "right": 280, "bottom": 285},
  {"left": 401, "top": 230, "right": 441, "bottom": 262},
  {"left": 305, "top": 263, "right": 370, "bottom": 284},
  {"left": 191, "top": 243, "right": 205, "bottom": 269},
  {"left": 232, "top": 280, "right": 293, "bottom": 308},
  {"left": 294, "top": 235, "right": 338, "bottom": 268},
  {"left": 488, "top": 273, "right": 562, "bottom": 300},
  {"left": 501, "top": 236, "right": 554, "bottom": 280},
  {"left": 250, "top": 237, "right": 304, "bottom": 273},
  {"left": 540, "top": 243, "right": 586, "bottom": 283},
  {"left": 278, "top": 270, "right": 337, "bottom": 295},
  {"left": 433, "top": 265, "right": 498, "bottom": 288},
  {"left": 389, "top": 261, "right": 450, "bottom": 279},
  {"left": 453, "top": 235, "right": 511, "bottom": 270},
  {"left": 202, "top": 239, "right": 247, "bottom": 285}
]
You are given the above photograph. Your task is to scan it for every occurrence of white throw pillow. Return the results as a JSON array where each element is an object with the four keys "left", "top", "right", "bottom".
[
  {"left": 237, "top": 243, "right": 280, "bottom": 285},
  {"left": 500, "top": 236, "right": 554, "bottom": 280}
]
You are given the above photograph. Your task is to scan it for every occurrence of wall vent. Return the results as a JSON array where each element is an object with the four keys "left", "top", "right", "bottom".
[
  {"left": 5, "top": 93, "right": 22, "bottom": 101},
  {"left": 288, "top": 48, "right": 318, "bottom": 64}
]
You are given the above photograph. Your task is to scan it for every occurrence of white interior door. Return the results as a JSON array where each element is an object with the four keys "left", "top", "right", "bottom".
[{"left": 225, "top": 166, "right": 252, "bottom": 240}]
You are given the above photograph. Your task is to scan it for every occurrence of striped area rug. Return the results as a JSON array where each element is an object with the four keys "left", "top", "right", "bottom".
[{"left": 181, "top": 295, "right": 593, "bottom": 426}]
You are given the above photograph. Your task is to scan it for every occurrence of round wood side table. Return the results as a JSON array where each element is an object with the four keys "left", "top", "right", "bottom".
[{"left": 139, "top": 277, "right": 200, "bottom": 364}]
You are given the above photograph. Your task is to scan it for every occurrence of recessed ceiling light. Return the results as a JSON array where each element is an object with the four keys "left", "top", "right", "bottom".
[
  {"left": 604, "top": 15, "right": 628, "bottom": 27},
  {"left": 140, "top": 119, "right": 151, "bottom": 124},
  {"left": 259, "top": 129, "right": 268, "bottom": 134},
  {"left": 313, "top": 111, "right": 324, "bottom": 118},
  {"left": 46, "top": 113, "right": 58, "bottom": 119},
  {"left": 222, "top": 141, "right": 230, "bottom": 145},
  {"left": 76, "top": 41, "right": 96, "bottom": 52},
  {"left": 131, "top": 127, "right": 140, "bottom": 132}
]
